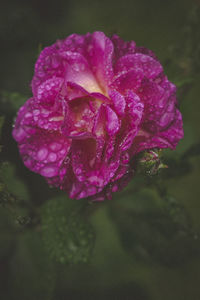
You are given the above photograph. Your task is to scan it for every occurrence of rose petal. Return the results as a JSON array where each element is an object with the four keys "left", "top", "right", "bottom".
[
  {"left": 18, "top": 129, "right": 71, "bottom": 178},
  {"left": 63, "top": 51, "right": 103, "bottom": 94},
  {"left": 114, "top": 53, "right": 163, "bottom": 79},
  {"left": 87, "top": 31, "right": 114, "bottom": 92},
  {"left": 118, "top": 90, "right": 144, "bottom": 151},
  {"left": 109, "top": 90, "right": 126, "bottom": 116},
  {"left": 93, "top": 104, "right": 120, "bottom": 137}
]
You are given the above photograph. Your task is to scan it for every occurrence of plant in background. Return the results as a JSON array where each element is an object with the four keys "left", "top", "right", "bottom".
[{"left": 0, "top": 5, "right": 200, "bottom": 299}]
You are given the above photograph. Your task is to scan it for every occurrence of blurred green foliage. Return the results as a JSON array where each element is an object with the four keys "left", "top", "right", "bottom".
[
  {"left": 110, "top": 189, "right": 200, "bottom": 267},
  {"left": 0, "top": 91, "right": 27, "bottom": 114},
  {"left": 41, "top": 197, "right": 95, "bottom": 264},
  {"left": 0, "top": 0, "right": 200, "bottom": 300}
]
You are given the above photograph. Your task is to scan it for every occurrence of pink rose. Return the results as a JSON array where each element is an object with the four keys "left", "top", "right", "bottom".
[{"left": 12, "top": 31, "right": 183, "bottom": 200}]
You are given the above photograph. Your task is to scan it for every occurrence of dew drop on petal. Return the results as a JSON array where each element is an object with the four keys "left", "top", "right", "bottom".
[
  {"left": 37, "top": 148, "right": 48, "bottom": 161},
  {"left": 40, "top": 166, "right": 57, "bottom": 177}
]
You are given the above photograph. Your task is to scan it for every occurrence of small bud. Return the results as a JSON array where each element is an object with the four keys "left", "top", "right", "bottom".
[{"left": 136, "top": 149, "right": 168, "bottom": 176}]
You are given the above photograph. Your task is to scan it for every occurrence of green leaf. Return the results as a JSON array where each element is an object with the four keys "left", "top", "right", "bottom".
[
  {"left": 41, "top": 197, "right": 95, "bottom": 265},
  {"left": 0, "top": 115, "right": 4, "bottom": 153},
  {"left": 182, "top": 142, "right": 200, "bottom": 159},
  {"left": 0, "top": 91, "right": 27, "bottom": 113},
  {"left": 10, "top": 231, "right": 55, "bottom": 300},
  {"left": 0, "top": 161, "right": 32, "bottom": 227},
  {"left": 0, "top": 115, "right": 4, "bottom": 141},
  {"left": 111, "top": 190, "right": 200, "bottom": 266},
  {"left": 174, "top": 77, "right": 194, "bottom": 88}
]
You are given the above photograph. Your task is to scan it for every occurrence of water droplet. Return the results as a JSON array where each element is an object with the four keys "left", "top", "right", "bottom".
[
  {"left": 37, "top": 148, "right": 48, "bottom": 161},
  {"left": 48, "top": 152, "right": 57, "bottom": 162},
  {"left": 51, "top": 55, "right": 60, "bottom": 68}
]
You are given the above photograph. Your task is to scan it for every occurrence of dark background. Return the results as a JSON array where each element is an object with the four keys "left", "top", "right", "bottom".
[{"left": 0, "top": 0, "right": 200, "bottom": 299}]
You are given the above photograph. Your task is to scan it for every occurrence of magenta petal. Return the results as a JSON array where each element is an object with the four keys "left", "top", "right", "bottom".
[
  {"left": 90, "top": 168, "right": 133, "bottom": 201},
  {"left": 105, "top": 105, "right": 120, "bottom": 135},
  {"left": 111, "top": 34, "right": 136, "bottom": 59},
  {"left": 69, "top": 179, "right": 103, "bottom": 199},
  {"left": 12, "top": 99, "right": 34, "bottom": 143},
  {"left": 109, "top": 90, "right": 126, "bottom": 116},
  {"left": 18, "top": 130, "right": 71, "bottom": 178},
  {"left": 71, "top": 138, "right": 107, "bottom": 187},
  {"left": 64, "top": 82, "right": 89, "bottom": 101},
  {"left": 156, "top": 108, "right": 184, "bottom": 149},
  {"left": 114, "top": 53, "right": 163, "bottom": 79},
  {"left": 62, "top": 97, "right": 95, "bottom": 137},
  {"left": 87, "top": 31, "right": 114, "bottom": 91},
  {"left": 90, "top": 92, "right": 110, "bottom": 103},
  {"left": 93, "top": 105, "right": 106, "bottom": 137},
  {"left": 25, "top": 97, "right": 65, "bottom": 132},
  {"left": 34, "top": 76, "right": 63, "bottom": 104},
  {"left": 32, "top": 44, "right": 64, "bottom": 93},
  {"left": 139, "top": 77, "right": 179, "bottom": 135},
  {"left": 111, "top": 69, "right": 144, "bottom": 93},
  {"left": 63, "top": 51, "right": 103, "bottom": 94},
  {"left": 71, "top": 137, "right": 120, "bottom": 189},
  {"left": 131, "top": 108, "right": 183, "bottom": 154},
  {"left": 119, "top": 91, "right": 144, "bottom": 151},
  {"left": 93, "top": 104, "right": 120, "bottom": 137},
  {"left": 64, "top": 82, "right": 110, "bottom": 104}
]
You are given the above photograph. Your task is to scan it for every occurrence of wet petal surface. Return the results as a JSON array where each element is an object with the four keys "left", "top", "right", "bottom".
[{"left": 13, "top": 31, "right": 184, "bottom": 201}]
